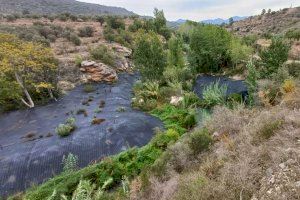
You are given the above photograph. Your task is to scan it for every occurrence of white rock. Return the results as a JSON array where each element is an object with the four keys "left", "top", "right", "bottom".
[{"left": 170, "top": 96, "right": 184, "bottom": 106}]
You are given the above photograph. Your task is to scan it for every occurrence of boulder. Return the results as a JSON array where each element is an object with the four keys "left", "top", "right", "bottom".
[
  {"left": 80, "top": 61, "right": 118, "bottom": 83},
  {"left": 111, "top": 43, "right": 132, "bottom": 57},
  {"left": 170, "top": 96, "right": 184, "bottom": 106},
  {"left": 57, "top": 81, "right": 75, "bottom": 92}
]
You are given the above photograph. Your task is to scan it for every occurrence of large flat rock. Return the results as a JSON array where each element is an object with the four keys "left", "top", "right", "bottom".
[{"left": 0, "top": 73, "right": 163, "bottom": 197}]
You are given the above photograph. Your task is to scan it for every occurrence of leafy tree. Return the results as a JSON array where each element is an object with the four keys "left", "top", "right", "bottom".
[
  {"left": 267, "top": 9, "right": 272, "bottom": 14},
  {"left": 0, "top": 34, "right": 58, "bottom": 108},
  {"left": 261, "top": 9, "right": 266, "bottom": 15},
  {"left": 167, "top": 35, "right": 185, "bottom": 68},
  {"left": 95, "top": 16, "right": 105, "bottom": 26},
  {"left": 230, "top": 37, "right": 253, "bottom": 67},
  {"left": 259, "top": 37, "right": 289, "bottom": 77},
  {"left": 133, "top": 31, "right": 166, "bottom": 81},
  {"left": 153, "top": 8, "right": 171, "bottom": 39},
  {"left": 105, "top": 16, "right": 125, "bottom": 30},
  {"left": 188, "top": 25, "right": 232, "bottom": 73}
]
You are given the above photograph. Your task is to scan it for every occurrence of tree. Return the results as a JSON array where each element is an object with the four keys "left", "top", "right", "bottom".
[
  {"left": 230, "top": 37, "right": 253, "bottom": 67},
  {"left": 267, "top": 9, "right": 272, "bottom": 14},
  {"left": 0, "top": 34, "right": 58, "bottom": 108},
  {"left": 133, "top": 31, "right": 166, "bottom": 81},
  {"left": 261, "top": 9, "right": 266, "bottom": 15},
  {"left": 96, "top": 16, "right": 105, "bottom": 26},
  {"left": 167, "top": 36, "right": 185, "bottom": 68},
  {"left": 153, "top": 8, "right": 171, "bottom": 39},
  {"left": 188, "top": 25, "right": 232, "bottom": 73},
  {"left": 259, "top": 37, "right": 289, "bottom": 78},
  {"left": 245, "top": 59, "right": 259, "bottom": 106}
]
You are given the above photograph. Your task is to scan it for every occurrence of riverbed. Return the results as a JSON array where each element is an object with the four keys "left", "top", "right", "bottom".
[{"left": 0, "top": 73, "right": 163, "bottom": 197}]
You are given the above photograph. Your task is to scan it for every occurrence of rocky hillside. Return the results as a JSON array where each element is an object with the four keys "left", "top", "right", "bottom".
[
  {"left": 230, "top": 7, "right": 300, "bottom": 36},
  {"left": 0, "top": 0, "right": 135, "bottom": 16}
]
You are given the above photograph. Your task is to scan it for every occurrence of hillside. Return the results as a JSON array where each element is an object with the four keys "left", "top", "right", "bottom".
[
  {"left": 231, "top": 7, "right": 300, "bottom": 35},
  {"left": 0, "top": 0, "right": 135, "bottom": 16}
]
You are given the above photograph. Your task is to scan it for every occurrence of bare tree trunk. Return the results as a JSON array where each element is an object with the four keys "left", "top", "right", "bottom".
[
  {"left": 14, "top": 72, "right": 35, "bottom": 108},
  {"left": 48, "top": 88, "right": 57, "bottom": 101}
]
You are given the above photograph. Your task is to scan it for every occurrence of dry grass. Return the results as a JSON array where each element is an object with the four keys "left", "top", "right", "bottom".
[{"left": 136, "top": 92, "right": 300, "bottom": 200}]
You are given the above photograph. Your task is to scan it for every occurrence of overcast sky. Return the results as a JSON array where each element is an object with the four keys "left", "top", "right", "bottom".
[{"left": 78, "top": 0, "right": 299, "bottom": 21}]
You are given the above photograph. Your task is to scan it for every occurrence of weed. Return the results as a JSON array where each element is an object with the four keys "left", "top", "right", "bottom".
[{"left": 188, "top": 128, "right": 213, "bottom": 155}]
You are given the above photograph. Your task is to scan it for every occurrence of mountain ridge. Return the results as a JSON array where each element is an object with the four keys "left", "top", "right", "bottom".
[{"left": 0, "top": 0, "right": 136, "bottom": 16}]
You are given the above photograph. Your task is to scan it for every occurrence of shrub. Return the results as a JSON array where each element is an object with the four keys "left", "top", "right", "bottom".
[
  {"left": 152, "top": 129, "right": 180, "bottom": 150},
  {"left": 105, "top": 16, "right": 125, "bottom": 30},
  {"left": 202, "top": 81, "right": 227, "bottom": 108},
  {"left": 259, "top": 37, "right": 289, "bottom": 78},
  {"left": 188, "top": 25, "right": 232, "bottom": 73},
  {"left": 188, "top": 128, "right": 213, "bottom": 155},
  {"left": 282, "top": 79, "right": 296, "bottom": 93},
  {"left": 90, "top": 45, "right": 115, "bottom": 66},
  {"left": 62, "top": 153, "right": 79, "bottom": 173},
  {"left": 256, "top": 120, "right": 282, "bottom": 140},
  {"left": 56, "top": 117, "right": 76, "bottom": 137},
  {"left": 75, "top": 55, "right": 83, "bottom": 67},
  {"left": 69, "top": 34, "right": 81, "bottom": 46},
  {"left": 133, "top": 31, "right": 166, "bottom": 81},
  {"left": 245, "top": 60, "right": 259, "bottom": 106},
  {"left": 78, "top": 26, "right": 94, "bottom": 37},
  {"left": 83, "top": 84, "right": 95, "bottom": 93},
  {"left": 151, "top": 104, "right": 196, "bottom": 134}
]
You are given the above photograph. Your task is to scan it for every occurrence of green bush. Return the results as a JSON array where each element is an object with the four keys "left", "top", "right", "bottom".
[
  {"left": 258, "top": 120, "right": 282, "bottom": 140},
  {"left": 83, "top": 84, "right": 96, "bottom": 93},
  {"left": 152, "top": 129, "right": 180, "bottom": 150},
  {"left": 151, "top": 104, "right": 196, "bottom": 135},
  {"left": 78, "top": 26, "right": 94, "bottom": 37},
  {"left": 188, "top": 128, "right": 213, "bottom": 155},
  {"left": 133, "top": 31, "right": 166, "bottom": 81},
  {"left": 259, "top": 37, "right": 289, "bottom": 78},
  {"left": 62, "top": 153, "right": 79, "bottom": 173},
  {"left": 202, "top": 81, "right": 227, "bottom": 108},
  {"left": 105, "top": 16, "right": 125, "bottom": 30},
  {"left": 188, "top": 25, "right": 232, "bottom": 73},
  {"left": 90, "top": 45, "right": 115, "bottom": 66},
  {"left": 69, "top": 33, "right": 81, "bottom": 46},
  {"left": 56, "top": 117, "right": 76, "bottom": 137}
]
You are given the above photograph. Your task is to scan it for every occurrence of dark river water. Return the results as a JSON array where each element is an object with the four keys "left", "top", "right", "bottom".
[{"left": 0, "top": 73, "right": 163, "bottom": 197}]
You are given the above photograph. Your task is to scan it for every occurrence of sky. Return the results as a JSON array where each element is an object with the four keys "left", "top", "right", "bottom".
[{"left": 79, "top": 0, "right": 299, "bottom": 21}]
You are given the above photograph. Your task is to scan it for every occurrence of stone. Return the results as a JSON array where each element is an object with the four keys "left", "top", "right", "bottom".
[
  {"left": 80, "top": 61, "right": 118, "bottom": 83},
  {"left": 57, "top": 81, "right": 75, "bottom": 92},
  {"left": 170, "top": 96, "right": 183, "bottom": 106}
]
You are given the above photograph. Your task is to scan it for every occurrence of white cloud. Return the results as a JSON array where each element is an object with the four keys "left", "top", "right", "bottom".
[{"left": 78, "top": 0, "right": 300, "bottom": 21}]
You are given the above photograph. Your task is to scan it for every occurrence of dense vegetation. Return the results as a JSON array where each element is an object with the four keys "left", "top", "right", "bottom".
[{"left": 0, "top": 34, "right": 58, "bottom": 111}]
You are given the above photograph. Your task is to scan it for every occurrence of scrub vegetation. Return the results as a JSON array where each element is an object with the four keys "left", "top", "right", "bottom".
[{"left": 2, "top": 4, "right": 300, "bottom": 200}]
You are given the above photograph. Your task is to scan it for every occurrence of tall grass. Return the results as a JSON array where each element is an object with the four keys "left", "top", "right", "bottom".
[{"left": 202, "top": 81, "right": 227, "bottom": 108}]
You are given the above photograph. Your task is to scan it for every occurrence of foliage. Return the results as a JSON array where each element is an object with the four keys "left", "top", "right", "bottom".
[
  {"left": 69, "top": 34, "right": 81, "bottom": 46},
  {"left": 282, "top": 79, "right": 296, "bottom": 93},
  {"left": 83, "top": 84, "right": 96, "bottom": 93},
  {"left": 62, "top": 153, "right": 79, "bottom": 173},
  {"left": 133, "top": 31, "right": 166, "bottom": 81},
  {"left": 285, "top": 29, "right": 300, "bottom": 40},
  {"left": 167, "top": 35, "right": 185, "bottom": 69},
  {"left": 245, "top": 60, "right": 259, "bottom": 106},
  {"left": 78, "top": 26, "right": 94, "bottom": 37},
  {"left": 90, "top": 45, "right": 116, "bottom": 66},
  {"left": 105, "top": 16, "right": 125, "bottom": 30},
  {"left": 153, "top": 8, "right": 171, "bottom": 40},
  {"left": 241, "top": 34, "right": 258, "bottom": 47},
  {"left": 0, "top": 34, "right": 58, "bottom": 109},
  {"left": 230, "top": 37, "right": 253, "bottom": 66},
  {"left": 152, "top": 129, "right": 180, "bottom": 150},
  {"left": 188, "top": 128, "right": 213, "bottom": 155},
  {"left": 188, "top": 25, "right": 232, "bottom": 73},
  {"left": 202, "top": 81, "right": 227, "bottom": 108},
  {"left": 256, "top": 120, "right": 282, "bottom": 140},
  {"left": 151, "top": 104, "right": 197, "bottom": 134},
  {"left": 56, "top": 117, "right": 76, "bottom": 137},
  {"left": 128, "top": 19, "right": 143, "bottom": 32},
  {"left": 259, "top": 37, "right": 289, "bottom": 78}
]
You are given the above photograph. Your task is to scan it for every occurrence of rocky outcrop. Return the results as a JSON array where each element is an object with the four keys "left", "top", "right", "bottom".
[{"left": 80, "top": 61, "right": 118, "bottom": 83}]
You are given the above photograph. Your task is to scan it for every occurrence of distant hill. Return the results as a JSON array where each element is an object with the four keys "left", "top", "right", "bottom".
[
  {"left": 168, "top": 16, "right": 247, "bottom": 28},
  {"left": 0, "top": 0, "right": 136, "bottom": 16},
  {"left": 230, "top": 7, "right": 300, "bottom": 35},
  {"left": 201, "top": 16, "right": 247, "bottom": 25}
]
